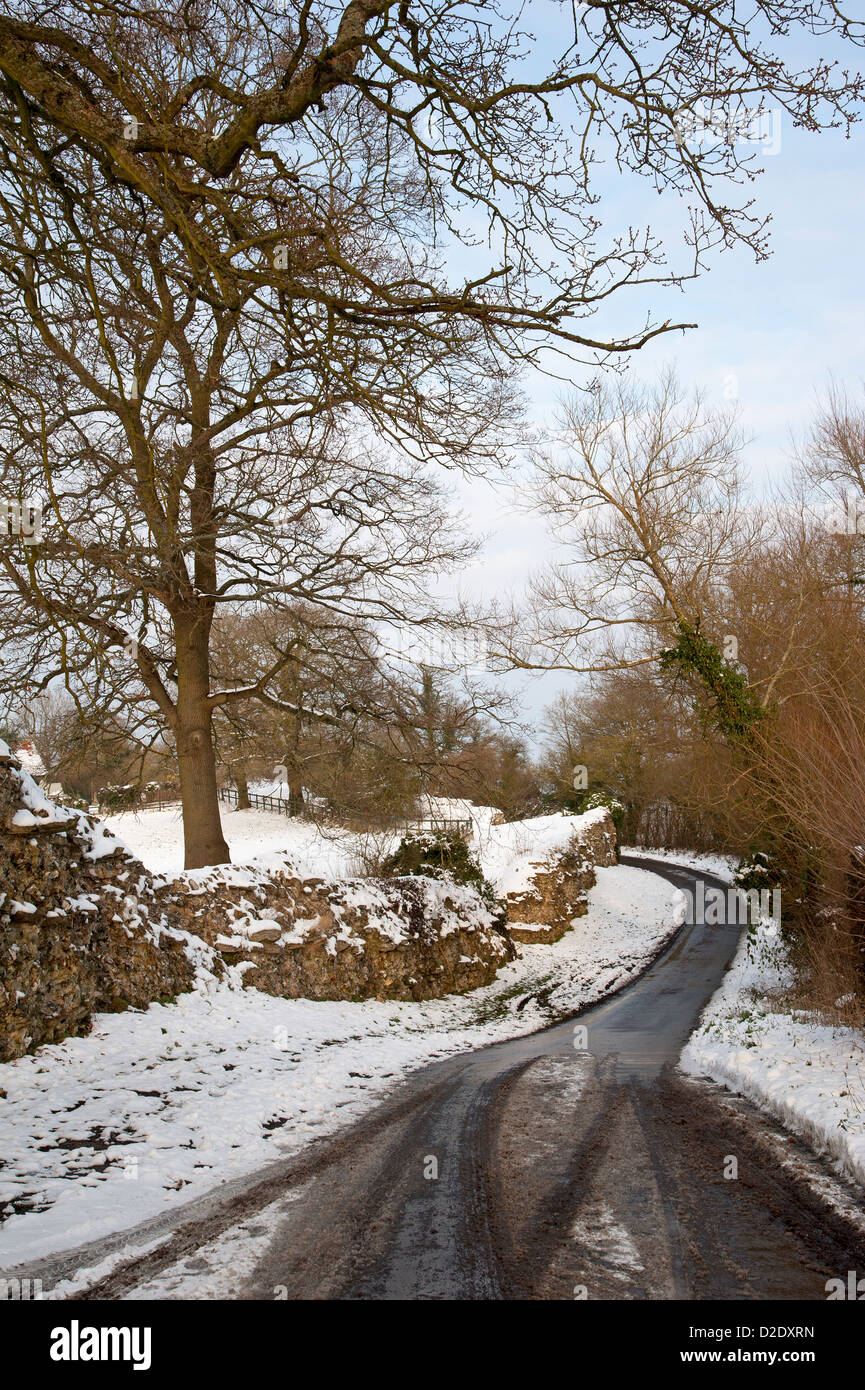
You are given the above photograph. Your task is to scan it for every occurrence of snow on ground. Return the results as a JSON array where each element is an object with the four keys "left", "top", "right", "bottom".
[
  {"left": 634, "top": 845, "right": 865, "bottom": 1191},
  {"left": 105, "top": 805, "right": 368, "bottom": 880},
  {"left": 0, "top": 863, "right": 685, "bottom": 1268},
  {"left": 681, "top": 928, "right": 865, "bottom": 1187},
  {"left": 250, "top": 784, "right": 504, "bottom": 835},
  {"left": 120, "top": 1188, "right": 310, "bottom": 1301},
  {"left": 622, "top": 846, "right": 738, "bottom": 883},
  {"left": 105, "top": 802, "right": 604, "bottom": 891},
  {"left": 416, "top": 794, "right": 503, "bottom": 834},
  {"left": 10, "top": 742, "right": 46, "bottom": 780},
  {"left": 477, "top": 807, "right": 610, "bottom": 897}
]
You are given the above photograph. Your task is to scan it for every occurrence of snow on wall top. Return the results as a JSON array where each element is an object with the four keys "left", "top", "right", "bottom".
[
  {"left": 415, "top": 795, "right": 502, "bottom": 830},
  {"left": 12, "top": 743, "right": 46, "bottom": 778},
  {"left": 2, "top": 750, "right": 131, "bottom": 861},
  {"left": 474, "top": 806, "right": 611, "bottom": 897}
]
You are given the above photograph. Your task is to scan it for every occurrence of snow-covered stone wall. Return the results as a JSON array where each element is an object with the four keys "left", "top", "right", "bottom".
[
  {"left": 0, "top": 752, "right": 619, "bottom": 1060},
  {"left": 161, "top": 858, "right": 516, "bottom": 1002},
  {"left": 480, "top": 808, "right": 618, "bottom": 943},
  {"left": 0, "top": 744, "right": 198, "bottom": 1062}
]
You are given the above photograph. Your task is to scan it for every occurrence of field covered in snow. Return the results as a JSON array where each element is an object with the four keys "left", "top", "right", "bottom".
[
  {"left": 105, "top": 802, "right": 613, "bottom": 892},
  {"left": 105, "top": 804, "right": 364, "bottom": 879},
  {"left": 0, "top": 860, "right": 685, "bottom": 1268}
]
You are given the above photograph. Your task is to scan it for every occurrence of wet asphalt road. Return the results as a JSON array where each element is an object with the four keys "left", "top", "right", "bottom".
[{"left": 76, "top": 856, "right": 865, "bottom": 1301}]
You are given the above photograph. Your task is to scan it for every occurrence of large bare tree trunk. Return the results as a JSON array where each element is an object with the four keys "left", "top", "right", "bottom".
[
  {"left": 287, "top": 771, "right": 303, "bottom": 816},
  {"left": 176, "top": 614, "right": 230, "bottom": 869},
  {"left": 234, "top": 764, "right": 251, "bottom": 811}
]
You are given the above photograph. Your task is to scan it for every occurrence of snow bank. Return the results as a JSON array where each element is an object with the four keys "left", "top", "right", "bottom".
[
  {"left": 477, "top": 807, "right": 611, "bottom": 897},
  {"left": 621, "top": 846, "right": 738, "bottom": 882},
  {"left": 416, "top": 794, "right": 503, "bottom": 833},
  {"left": 11, "top": 743, "right": 45, "bottom": 780},
  {"left": 108, "top": 804, "right": 614, "bottom": 902},
  {"left": 681, "top": 929, "right": 865, "bottom": 1186}
]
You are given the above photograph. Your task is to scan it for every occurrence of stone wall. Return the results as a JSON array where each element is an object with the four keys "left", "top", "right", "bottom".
[
  {"left": 1, "top": 757, "right": 619, "bottom": 1059},
  {"left": 159, "top": 861, "right": 515, "bottom": 1002},
  {"left": 0, "top": 748, "right": 196, "bottom": 1062},
  {"left": 505, "top": 810, "right": 617, "bottom": 944}
]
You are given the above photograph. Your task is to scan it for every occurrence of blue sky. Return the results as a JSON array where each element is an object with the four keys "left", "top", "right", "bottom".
[{"left": 444, "top": 17, "right": 865, "bottom": 744}]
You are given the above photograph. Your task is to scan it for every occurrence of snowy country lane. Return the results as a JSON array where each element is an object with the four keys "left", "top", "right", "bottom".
[{"left": 48, "top": 858, "right": 865, "bottom": 1300}]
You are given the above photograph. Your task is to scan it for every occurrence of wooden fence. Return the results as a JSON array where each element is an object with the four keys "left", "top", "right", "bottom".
[
  {"left": 217, "top": 785, "right": 298, "bottom": 817},
  {"left": 216, "top": 785, "right": 472, "bottom": 837}
]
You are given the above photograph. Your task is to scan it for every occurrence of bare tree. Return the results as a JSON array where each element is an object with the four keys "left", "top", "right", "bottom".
[
  {"left": 19, "top": 689, "right": 80, "bottom": 785},
  {"left": 497, "top": 371, "right": 755, "bottom": 678},
  {"left": 4, "top": 1, "right": 862, "bottom": 353},
  {"left": 794, "top": 384, "right": 865, "bottom": 591},
  {"left": 210, "top": 605, "right": 519, "bottom": 817},
  {"left": 0, "top": 137, "right": 480, "bottom": 864},
  {"left": 209, "top": 603, "right": 398, "bottom": 812},
  {"left": 0, "top": 3, "right": 863, "bottom": 864}
]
